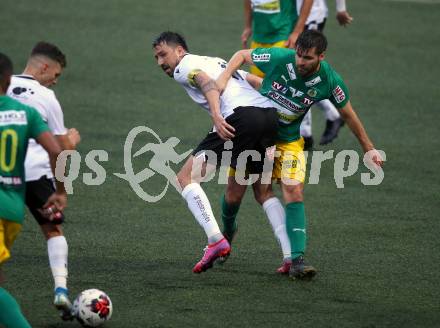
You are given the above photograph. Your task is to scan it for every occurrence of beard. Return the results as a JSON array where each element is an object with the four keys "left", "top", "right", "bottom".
[{"left": 297, "top": 61, "right": 320, "bottom": 77}]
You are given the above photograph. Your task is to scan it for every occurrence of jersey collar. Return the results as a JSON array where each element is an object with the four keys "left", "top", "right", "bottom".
[{"left": 14, "top": 74, "right": 38, "bottom": 82}]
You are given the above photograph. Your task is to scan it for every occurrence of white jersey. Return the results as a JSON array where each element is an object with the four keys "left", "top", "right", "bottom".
[
  {"left": 173, "top": 54, "right": 274, "bottom": 118},
  {"left": 297, "top": 0, "right": 328, "bottom": 25},
  {"left": 7, "top": 75, "right": 67, "bottom": 181}
]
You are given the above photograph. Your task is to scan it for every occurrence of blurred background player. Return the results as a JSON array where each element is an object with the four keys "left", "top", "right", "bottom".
[
  {"left": 241, "top": 0, "right": 313, "bottom": 70},
  {"left": 7, "top": 42, "right": 80, "bottom": 320},
  {"left": 152, "top": 32, "right": 285, "bottom": 274},
  {"left": 217, "top": 30, "right": 383, "bottom": 280},
  {"left": 0, "top": 52, "right": 67, "bottom": 328},
  {"left": 298, "top": 0, "right": 353, "bottom": 149}
]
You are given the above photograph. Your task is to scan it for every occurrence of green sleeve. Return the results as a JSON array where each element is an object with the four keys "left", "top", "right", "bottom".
[
  {"left": 251, "top": 47, "right": 292, "bottom": 76},
  {"left": 328, "top": 70, "right": 350, "bottom": 109},
  {"left": 27, "top": 106, "right": 50, "bottom": 139}
]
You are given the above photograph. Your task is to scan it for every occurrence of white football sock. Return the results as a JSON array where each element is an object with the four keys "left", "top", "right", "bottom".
[
  {"left": 262, "top": 197, "right": 291, "bottom": 259},
  {"left": 47, "top": 235, "right": 68, "bottom": 291},
  {"left": 181, "top": 183, "right": 223, "bottom": 244},
  {"left": 316, "top": 99, "right": 340, "bottom": 121},
  {"left": 300, "top": 110, "right": 312, "bottom": 137}
]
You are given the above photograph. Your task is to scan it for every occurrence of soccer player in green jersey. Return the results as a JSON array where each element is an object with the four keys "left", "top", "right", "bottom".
[
  {"left": 241, "top": 0, "right": 313, "bottom": 76},
  {"left": 0, "top": 53, "right": 67, "bottom": 327},
  {"left": 217, "top": 30, "right": 384, "bottom": 280}
]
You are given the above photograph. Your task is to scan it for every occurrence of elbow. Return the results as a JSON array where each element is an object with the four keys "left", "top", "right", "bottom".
[{"left": 47, "top": 144, "right": 63, "bottom": 159}]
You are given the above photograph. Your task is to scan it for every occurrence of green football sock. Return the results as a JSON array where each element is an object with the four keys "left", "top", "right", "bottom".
[
  {"left": 221, "top": 194, "right": 240, "bottom": 237},
  {"left": 0, "top": 287, "right": 31, "bottom": 328},
  {"left": 285, "top": 202, "right": 307, "bottom": 260}
]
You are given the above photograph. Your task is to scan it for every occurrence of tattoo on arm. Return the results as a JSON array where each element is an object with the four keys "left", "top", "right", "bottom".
[{"left": 194, "top": 73, "right": 219, "bottom": 94}]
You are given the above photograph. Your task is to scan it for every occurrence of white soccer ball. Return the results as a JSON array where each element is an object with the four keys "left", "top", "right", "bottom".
[{"left": 72, "top": 289, "right": 113, "bottom": 327}]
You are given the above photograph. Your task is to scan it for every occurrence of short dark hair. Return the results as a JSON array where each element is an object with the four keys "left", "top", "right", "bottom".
[
  {"left": 31, "top": 41, "right": 67, "bottom": 68},
  {"left": 0, "top": 52, "right": 13, "bottom": 87},
  {"left": 152, "top": 31, "right": 189, "bottom": 51},
  {"left": 295, "top": 30, "right": 327, "bottom": 55}
]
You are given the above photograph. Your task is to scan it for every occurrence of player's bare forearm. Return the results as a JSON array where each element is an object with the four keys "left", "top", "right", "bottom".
[
  {"left": 243, "top": 0, "right": 252, "bottom": 28},
  {"left": 194, "top": 71, "right": 235, "bottom": 140},
  {"left": 293, "top": 0, "right": 313, "bottom": 34},
  {"left": 217, "top": 50, "right": 253, "bottom": 92},
  {"left": 339, "top": 102, "right": 374, "bottom": 153},
  {"left": 194, "top": 71, "right": 221, "bottom": 116},
  {"left": 246, "top": 73, "right": 263, "bottom": 90},
  {"left": 242, "top": 0, "right": 253, "bottom": 48},
  {"left": 285, "top": 0, "right": 313, "bottom": 47}
]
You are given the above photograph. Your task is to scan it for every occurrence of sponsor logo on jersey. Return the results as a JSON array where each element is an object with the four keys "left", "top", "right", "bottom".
[
  {"left": 281, "top": 75, "right": 289, "bottom": 84},
  {"left": 252, "top": 53, "right": 271, "bottom": 62},
  {"left": 332, "top": 85, "right": 346, "bottom": 103},
  {"left": 187, "top": 69, "right": 202, "bottom": 87},
  {"left": 286, "top": 63, "right": 296, "bottom": 80},
  {"left": 0, "top": 110, "right": 28, "bottom": 126},
  {"left": 305, "top": 76, "right": 322, "bottom": 87},
  {"left": 302, "top": 97, "right": 314, "bottom": 106},
  {"left": 267, "top": 91, "right": 303, "bottom": 112},
  {"left": 307, "top": 88, "right": 318, "bottom": 97},
  {"left": 277, "top": 110, "right": 298, "bottom": 124},
  {"left": 252, "top": 0, "right": 281, "bottom": 14},
  {"left": 0, "top": 175, "right": 22, "bottom": 186},
  {"left": 289, "top": 87, "right": 304, "bottom": 98},
  {"left": 271, "top": 81, "right": 288, "bottom": 94}
]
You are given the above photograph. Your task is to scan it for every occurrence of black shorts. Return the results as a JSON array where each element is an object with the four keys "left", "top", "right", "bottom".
[
  {"left": 305, "top": 19, "right": 326, "bottom": 32},
  {"left": 192, "top": 106, "right": 278, "bottom": 174},
  {"left": 25, "top": 176, "right": 65, "bottom": 225}
]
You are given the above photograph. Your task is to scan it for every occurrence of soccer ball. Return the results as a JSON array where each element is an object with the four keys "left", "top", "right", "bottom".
[{"left": 72, "top": 289, "right": 113, "bottom": 327}]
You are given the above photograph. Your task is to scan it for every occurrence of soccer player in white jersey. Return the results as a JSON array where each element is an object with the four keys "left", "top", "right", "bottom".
[
  {"left": 298, "top": 0, "right": 353, "bottom": 149},
  {"left": 7, "top": 42, "right": 80, "bottom": 320},
  {"left": 152, "top": 31, "right": 292, "bottom": 274}
]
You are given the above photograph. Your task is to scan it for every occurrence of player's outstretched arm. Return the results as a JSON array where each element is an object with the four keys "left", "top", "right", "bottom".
[
  {"left": 194, "top": 71, "right": 235, "bottom": 140},
  {"left": 339, "top": 101, "right": 383, "bottom": 168},
  {"left": 36, "top": 131, "right": 67, "bottom": 214},
  {"left": 241, "top": 0, "right": 253, "bottom": 49},
  {"left": 216, "top": 49, "right": 253, "bottom": 93},
  {"left": 245, "top": 73, "right": 263, "bottom": 90},
  {"left": 286, "top": 0, "right": 313, "bottom": 48},
  {"left": 335, "top": 0, "right": 353, "bottom": 26}
]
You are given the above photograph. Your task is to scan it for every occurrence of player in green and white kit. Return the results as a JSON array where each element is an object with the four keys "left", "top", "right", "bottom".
[
  {"left": 217, "top": 30, "right": 383, "bottom": 280},
  {"left": 0, "top": 53, "right": 67, "bottom": 327}
]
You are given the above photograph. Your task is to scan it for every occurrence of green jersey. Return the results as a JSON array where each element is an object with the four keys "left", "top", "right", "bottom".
[
  {"left": 251, "top": 0, "right": 297, "bottom": 44},
  {"left": 252, "top": 47, "right": 350, "bottom": 142},
  {"left": 0, "top": 96, "right": 49, "bottom": 223}
]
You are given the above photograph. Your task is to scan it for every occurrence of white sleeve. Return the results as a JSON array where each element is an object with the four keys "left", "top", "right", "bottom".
[
  {"left": 173, "top": 56, "right": 202, "bottom": 89},
  {"left": 237, "top": 70, "right": 249, "bottom": 79},
  {"left": 336, "top": 0, "right": 346, "bottom": 12},
  {"left": 46, "top": 94, "right": 68, "bottom": 135}
]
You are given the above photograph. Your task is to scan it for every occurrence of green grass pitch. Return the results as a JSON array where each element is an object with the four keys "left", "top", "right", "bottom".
[{"left": 1, "top": 0, "right": 439, "bottom": 327}]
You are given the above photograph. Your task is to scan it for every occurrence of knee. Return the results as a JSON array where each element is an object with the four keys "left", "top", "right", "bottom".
[
  {"left": 176, "top": 170, "right": 191, "bottom": 189},
  {"left": 225, "top": 188, "right": 244, "bottom": 205},
  {"left": 282, "top": 185, "right": 304, "bottom": 203},
  {"left": 42, "top": 224, "right": 63, "bottom": 240},
  {"left": 253, "top": 188, "right": 274, "bottom": 205},
  {"left": 289, "top": 192, "right": 303, "bottom": 202}
]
